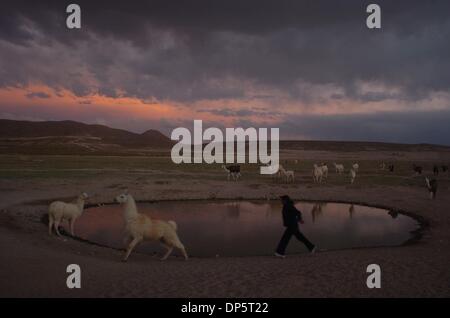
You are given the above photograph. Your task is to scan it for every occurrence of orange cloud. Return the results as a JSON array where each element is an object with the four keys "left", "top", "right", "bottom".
[
  {"left": 2, "top": 83, "right": 450, "bottom": 133},
  {"left": 0, "top": 85, "right": 200, "bottom": 124}
]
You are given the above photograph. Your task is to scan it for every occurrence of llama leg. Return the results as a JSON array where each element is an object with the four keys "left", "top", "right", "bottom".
[
  {"left": 122, "top": 237, "right": 141, "bottom": 262},
  {"left": 179, "top": 247, "right": 188, "bottom": 260},
  {"left": 54, "top": 218, "right": 62, "bottom": 236},
  {"left": 161, "top": 245, "right": 174, "bottom": 261},
  {"left": 123, "top": 234, "right": 132, "bottom": 247},
  {"left": 48, "top": 215, "right": 54, "bottom": 235},
  {"left": 70, "top": 217, "right": 76, "bottom": 236},
  {"left": 173, "top": 240, "right": 188, "bottom": 260}
]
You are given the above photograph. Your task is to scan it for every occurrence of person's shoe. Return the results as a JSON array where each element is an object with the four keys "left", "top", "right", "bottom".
[
  {"left": 310, "top": 246, "right": 317, "bottom": 254},
  {"left": 274, "top": 252, "right": 286, "bottom": 258}
]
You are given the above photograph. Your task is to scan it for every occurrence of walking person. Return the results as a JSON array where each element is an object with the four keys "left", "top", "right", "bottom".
[{"left": 275, "top": 195, "right": 316, "bottom": 258}]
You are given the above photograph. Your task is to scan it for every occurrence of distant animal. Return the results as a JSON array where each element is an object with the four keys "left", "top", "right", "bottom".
[
  {"left": 320, "top": 163, "right": 329, "bottom": 180},
  {"left": 433, "top": 165, "right": 439, "bottom": 176},
  {"left": 380, "top": 162, "right": 386, "bottom": 170},
  {"left": 413, "top": 165, "right": 423, "bottom": 175},
  {"left": 313, "top": 164, "right": 323, "bottom": 183},
  {"left": 388, "top": 164, "right": 394, "bottom": 172},
  {"left": 279, "top": 166, "right": 295, "bottom": 183},
  {"left": 352, "top": 163, "right": 359, "bottom": 172},
  {"left": 222, "top": 164, "right": 241, "bottom": 181},
  {"left": 283, "top": 170, "right": 295, "bottom": 183},
  {"left": 425, "top": 178, "right": 438, "bottom": 200},
  {"left": 349, "top": 168, "right": 356, "bottom": 184},
  {"left": 48, "top": 192, "right": 88, "bottom": 236},
  {"left": 333, "top": 163, "right": 344, "bottom": 174},
  {"left": 115, "top": 192, "right": 188, "bottom": 261}
]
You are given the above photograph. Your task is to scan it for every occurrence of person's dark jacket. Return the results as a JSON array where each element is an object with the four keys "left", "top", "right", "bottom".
[{"left": 282, "top": 202, "right": 303, "bottom": 227}]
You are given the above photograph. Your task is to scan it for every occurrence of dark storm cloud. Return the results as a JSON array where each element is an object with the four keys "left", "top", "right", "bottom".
[
  {"left": 280, "top": 111, "right": 450, "bottom": 146},
  {"left": 198, "top": 107, "right": 279, "bottom": 118},
  {"left": 1, "top": 0, "right": 450, "bottom": 144},
  {"left": 1, "top": 0, "right": 450, "bottom": 102}
]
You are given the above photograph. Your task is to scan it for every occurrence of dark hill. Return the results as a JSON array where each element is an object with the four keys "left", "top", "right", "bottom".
[{"left": 0, "top": 119, "right": 172, "bottom": 148}]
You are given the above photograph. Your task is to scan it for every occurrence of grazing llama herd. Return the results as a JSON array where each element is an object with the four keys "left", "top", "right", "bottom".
[
  {"left": 312, "top": 162, "right": 357, "bottom": 184},
  {"left": 224, "top": 161, "right": 442, "bottom": 200},
  {"left": 226, "top": 162, "right": 355, "bottom": 184}
]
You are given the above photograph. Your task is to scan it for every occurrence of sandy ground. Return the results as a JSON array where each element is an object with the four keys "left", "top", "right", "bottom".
[{"left": 1, "top": 153, "right": 450, "bottom": 297}]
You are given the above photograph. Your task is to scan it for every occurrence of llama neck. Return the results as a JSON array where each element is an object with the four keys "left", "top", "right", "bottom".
[
  {"left": 76, "top": 198, "right": 85, "bottom": 213},
  {"left": 124, "top": 196, "right": 139, "bottom": 220}
]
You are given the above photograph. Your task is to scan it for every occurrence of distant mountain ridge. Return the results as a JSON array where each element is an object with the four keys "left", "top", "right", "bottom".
[
  {"left": 0, "top": 119, "right": 173, "bottom": 148},
  {"left": 0, "top": 119, "right": 449, "bottom": 155}
]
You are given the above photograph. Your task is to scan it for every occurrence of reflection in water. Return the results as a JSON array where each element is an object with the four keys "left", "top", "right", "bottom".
[
  {"left": 311, "top": 203, "right": 327, "bottom": 223},
  {"left": 72, "top": 201, "right": 420, "bottom": 257},
  {"left": 388, "top": 210, "right": 399, "bottom": 219},
  {"left": 349, "top": 204, "right": 355, "bottom": 219},
  {"left": 225, "top": 202, "right": 240, "bottom": 219}
]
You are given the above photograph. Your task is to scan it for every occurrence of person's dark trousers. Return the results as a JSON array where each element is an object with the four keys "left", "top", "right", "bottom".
[{"left": 276, "top": 225, "right": 315, "bottom": 255}]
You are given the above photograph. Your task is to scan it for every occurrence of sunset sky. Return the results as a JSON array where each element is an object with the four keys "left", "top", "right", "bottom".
[{"left": 1, "top": 0, "right": 450, "bottom": 144}]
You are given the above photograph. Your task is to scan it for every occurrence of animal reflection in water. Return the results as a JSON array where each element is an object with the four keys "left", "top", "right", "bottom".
[
  {"left": 311, "top": 203, "right": 356, "bottom": 221},
  {"left": 310, "top": 203, "right": 327, "bottom": 223},
  {"left": 349, "top": 204, "right": 355, "bottom": 219},
  {"left": 224, "top": 202, "right": 240, "bottom": 219},
  {"left": 223, "top": 202, "right": 274, "bottom": 220},
  {"left": 388, "top": 210, "right": 399, "bottom": 219}
]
